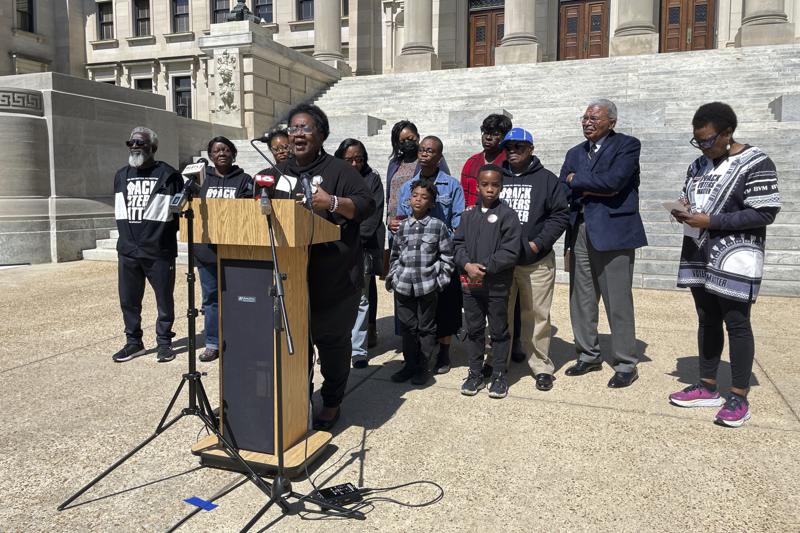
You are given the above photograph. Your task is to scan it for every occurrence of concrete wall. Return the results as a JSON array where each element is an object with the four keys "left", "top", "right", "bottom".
[
  {"left": 0, "top": 0, "right": 87, "bottom": 77},
  {"left": 0, "top": 72, "right": 246, "bottom": 265}
]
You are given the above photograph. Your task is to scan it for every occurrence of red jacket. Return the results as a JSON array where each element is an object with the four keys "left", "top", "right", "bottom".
[{"left": 460, "top": 151, "right": 507, "bottom": 207}]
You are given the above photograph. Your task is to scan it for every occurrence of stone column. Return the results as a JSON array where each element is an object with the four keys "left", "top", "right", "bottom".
[
  {"left": 495, "top": 0, "right": 540, "bottom": 65},
  {"left": 394, "top": 0, "right": 440, "bottom": 73},
  {"left": 610, "top": 0, "right": 659, "bottom": 56},
  {"left": 738, "top": 0, "right": 795, "bottom": 46},
  {"left": 313, "top": 0, "right": 349, "bottom": 71}
]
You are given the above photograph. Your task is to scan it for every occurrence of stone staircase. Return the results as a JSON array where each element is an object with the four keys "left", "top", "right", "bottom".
[
  {"left": 82, "top": 230, "right": 190, "bottom": 264},
  {"left": 83, "top": 44, "right": 800, "bottom": 296}
]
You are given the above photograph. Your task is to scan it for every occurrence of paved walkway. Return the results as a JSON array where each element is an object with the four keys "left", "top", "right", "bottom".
[{"left": 2, "top": 261, "right": 798, "bottom": 532}]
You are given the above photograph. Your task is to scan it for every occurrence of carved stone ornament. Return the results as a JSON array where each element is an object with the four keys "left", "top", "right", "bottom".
[
  {"left": 216, "top": 50, "right": 239, "bottom": 113},
  {"left": 0, "top": 88, "right": 44, "bottom": 117}
]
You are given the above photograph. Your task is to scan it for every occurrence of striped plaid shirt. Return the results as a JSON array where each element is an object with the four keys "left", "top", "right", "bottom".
[{"left": 388, "top": 215, "right": 454, "bottom": 297}]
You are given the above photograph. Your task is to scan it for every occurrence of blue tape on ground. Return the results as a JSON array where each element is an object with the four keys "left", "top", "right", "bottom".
[{"left": 184, "top": 496, "right": 218, "bottom": 511}]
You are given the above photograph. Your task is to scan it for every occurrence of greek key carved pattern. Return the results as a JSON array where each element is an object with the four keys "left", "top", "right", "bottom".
[{"left": 0, "top": 90, "right": 44, "bottom": 116}]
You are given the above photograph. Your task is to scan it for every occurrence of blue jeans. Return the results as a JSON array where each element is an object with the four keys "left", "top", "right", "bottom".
[
  {"left": 351, "top": 276, "right": 370, "bottom": 361},
  {"left": 197, "top": 261, "right": 219, "bottom": 350}
]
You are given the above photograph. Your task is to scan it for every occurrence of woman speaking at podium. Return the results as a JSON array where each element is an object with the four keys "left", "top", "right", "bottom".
[{"left": 266, "top": 104, "right": 375, "bottom": 431}]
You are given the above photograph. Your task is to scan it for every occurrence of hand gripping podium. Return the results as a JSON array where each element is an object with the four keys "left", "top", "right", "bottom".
[{"left": 182, "top": 198, "right": 340, "bottom": 476}]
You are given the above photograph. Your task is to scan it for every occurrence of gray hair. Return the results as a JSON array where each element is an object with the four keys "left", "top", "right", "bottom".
[
  {"left": 586, "top": 99, "right": 617, "bottom": 121},
  {"left": 130, "top": 126, "right": 158, "bottom": 148}
]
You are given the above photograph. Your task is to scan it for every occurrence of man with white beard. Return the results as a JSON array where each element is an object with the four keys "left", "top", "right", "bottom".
[{"left": 112, "top": 127, "right": 183, "bottom": 363}]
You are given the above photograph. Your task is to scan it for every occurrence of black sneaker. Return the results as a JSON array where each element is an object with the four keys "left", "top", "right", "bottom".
[
  {"left": 156, "top": 345, "right": 175, "bottom": 363},
  {"left": 488, "top": 373, "right": 509, "bottom": 399},
  {"left": 112, "top": 343, "right": 146, "bottom": 363},
  {"left": 353, "top": 358, "right": 368, "bottom": 369},
  {"left": 481, "top": 363, "right": 493, "bottom": 378},
  {"left": 461, "top": 371, "right": 485, "bottom": 396},
  {"left": 411, "top": 370, "right": 432, "bottom": 386},
  {"left": 435, "top": 352, "right": 451, "bottom": 375},
  {"left": 199, "top": 348, "right": 219, "bottom": 362},
  {"left": 391, "top": 366, "right": 415, "bottom": 383}
]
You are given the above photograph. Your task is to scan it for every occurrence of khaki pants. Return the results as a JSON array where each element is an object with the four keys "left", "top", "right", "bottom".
[{"left": 507, "top": 251, "right": 556, "bottom": 375}]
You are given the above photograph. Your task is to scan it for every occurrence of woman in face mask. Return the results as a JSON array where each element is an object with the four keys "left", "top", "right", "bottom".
[{"left": 385, "top": 121, "right": 450, "bottom": 234}]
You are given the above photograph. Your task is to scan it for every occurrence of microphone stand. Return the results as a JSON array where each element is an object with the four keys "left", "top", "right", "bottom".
[
  {"left": 239, "top": 141, "right": 366, "bottom": 531},
  {"left": 58, "top": 181, "right": 278, "bottom": 515}
]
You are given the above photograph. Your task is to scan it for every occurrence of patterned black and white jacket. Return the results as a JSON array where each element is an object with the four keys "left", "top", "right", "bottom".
[
  {"left": 677, "top": 146, "right": 781, "bottom": 302},
  {"left": 114, "top": 161, "right": 183, "bottom": 260}
]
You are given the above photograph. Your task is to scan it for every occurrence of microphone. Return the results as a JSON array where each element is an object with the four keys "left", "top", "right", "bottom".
[
  {"left": 256, "top": 173, "right": 275, "bottom": 216},
  {"left": 300, "top": 173, "right": 313, "bottom": 210},
  {"left": 254, "top": 173, "right": 276, "bottom": 189},
  {"left": 170, "top": 158, "right": 208, "bottom": 213}
]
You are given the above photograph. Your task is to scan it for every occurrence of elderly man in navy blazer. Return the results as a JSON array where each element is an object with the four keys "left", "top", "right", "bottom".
[{"left": 560, "top": 99, "right": 648, "bottom": 388}]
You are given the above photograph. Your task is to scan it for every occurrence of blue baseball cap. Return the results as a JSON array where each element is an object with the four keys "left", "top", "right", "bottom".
[{"left": 501, "top": 128, "right": 534, "bottom": 147}]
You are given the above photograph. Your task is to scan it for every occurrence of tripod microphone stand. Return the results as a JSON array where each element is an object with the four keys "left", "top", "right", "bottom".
[{"left": 58, "top": 187, "right": 276, "bottom": 513}]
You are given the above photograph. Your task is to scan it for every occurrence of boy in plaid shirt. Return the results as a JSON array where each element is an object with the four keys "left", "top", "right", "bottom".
[
  {"left": 454, "top": 164, "right": 521, "bottom": 398},
  {"left": 386, "top": 179, "right": 454, "bottom": 385}
]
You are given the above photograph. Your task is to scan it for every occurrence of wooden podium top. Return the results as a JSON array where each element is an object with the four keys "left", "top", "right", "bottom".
[{"left": 179, "top": 198, "right": 340, "bottom": 248}]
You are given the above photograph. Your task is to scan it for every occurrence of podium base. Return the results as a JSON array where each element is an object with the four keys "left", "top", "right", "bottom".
[{"left": 191, "top": 431, "right": 332, "bottom": 478}]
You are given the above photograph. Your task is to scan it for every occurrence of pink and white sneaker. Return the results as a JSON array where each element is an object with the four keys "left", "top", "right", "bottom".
[
  {"left": 715, "top": 394, "right": 751, "bottom": 428},
  {"left": 669, "top": 383, "right": 725, "bottom": 408}
]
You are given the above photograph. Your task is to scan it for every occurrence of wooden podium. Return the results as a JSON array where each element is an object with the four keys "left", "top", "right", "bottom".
[{"left": 180, "top": 198, "right": 340, "bottom": 476}]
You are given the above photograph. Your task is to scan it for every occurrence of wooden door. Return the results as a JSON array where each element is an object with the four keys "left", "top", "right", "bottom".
[
  {"left": 469, "top": 9, "right": 505, "bottom": 67},
  {"left": 661, "top": 0, "right": 715, "bottom": 52},
  {"left": 559, "top": 1, "right": 609, "bottom": 61}
]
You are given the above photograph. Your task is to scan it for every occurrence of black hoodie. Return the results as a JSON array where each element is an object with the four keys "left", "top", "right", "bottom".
[
  {"left": 263, "top": 152, "right": 376, "bottom": 309},
  {"left": 192, "top": 165, "right": 254, "bottom": 265},
  {"left": 500, "top": 156, "right": 569, "bottom": 265}
]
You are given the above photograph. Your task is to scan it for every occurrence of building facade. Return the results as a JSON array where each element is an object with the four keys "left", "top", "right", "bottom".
[{"left": 2, "top": 1, "right": 799, "bottom": 123}]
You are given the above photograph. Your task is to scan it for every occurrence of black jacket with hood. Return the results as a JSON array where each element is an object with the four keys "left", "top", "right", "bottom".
[
  {"left": 500, "top": 156, "right": 569, "bottom": 265},
  {"left": 263, "top": 152, "right": 376, "bottom": 309},
  {"left": 192, "top": 165, "right": 254, "bottom": 265}
]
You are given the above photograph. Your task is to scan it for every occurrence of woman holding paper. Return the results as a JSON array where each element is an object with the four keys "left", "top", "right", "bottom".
[{"left": 668, "top": 102, "right": 781, "bottom": 428}]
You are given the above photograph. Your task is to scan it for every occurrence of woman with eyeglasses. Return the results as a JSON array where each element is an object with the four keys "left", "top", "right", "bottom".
[
  {"left": 668, "top": 102, "right": 781, "bottom": 428},
  {"left": 262, "top": 104, "right": 375, "bottom": 431},
  {"left": 334, "top": 139, "right": 385, "bottom": 368},
  {"left": 265, "top": 127, "right": 291, "bottom": 164},
  {"left": 385, "top": 120, "right": 450, "bottom": 235},
  {"left": 193, "top": 136, "right": 254, "bottom": 363}
]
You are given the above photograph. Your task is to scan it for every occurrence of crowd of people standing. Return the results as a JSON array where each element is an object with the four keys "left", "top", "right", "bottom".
[{"left": 111, "top": 99, "right": 780, "bottom": 430}]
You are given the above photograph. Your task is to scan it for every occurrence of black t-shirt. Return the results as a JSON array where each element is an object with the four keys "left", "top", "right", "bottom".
[{"left": 262, "top": 152, "right": 376, "bottom": 309}]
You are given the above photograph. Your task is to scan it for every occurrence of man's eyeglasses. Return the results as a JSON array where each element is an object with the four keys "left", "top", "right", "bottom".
[
  {"left": 125, "top": 139, "right": 150, "bottom": 148},
  {"left": 690, "top": 132, "right": 721, "bottom": 149},
  {"left": 418, "top": 147, "right": 436, "bottom": 155},
  {"left": 287, "top": 124, "right": 314, "bottom": 135},
  {"left": 345, "top": 156, "right": 365, "bottom": 164},
  {"left": 505, "top": 142, "right": 531, "bottom": 152},
  {"left": 271, "top": 144, "right": 291, "bottom": 153},
  {"left": 581, "top": 115, "right": 605, "bottom": 124}
]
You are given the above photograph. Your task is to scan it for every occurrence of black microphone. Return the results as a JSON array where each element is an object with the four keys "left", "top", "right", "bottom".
[
  {"left": 253, "top": 135, "right": 269, "bottom": 143},
  {"left": 170, "top": 158, "right": 208, "bottom": 213},
  {"left": 300, "top": 173, "right": 313, "bottom": 210}
]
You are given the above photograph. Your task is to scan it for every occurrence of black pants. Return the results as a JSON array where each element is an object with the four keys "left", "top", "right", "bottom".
[
  {"left": 118, "top": 254, "right": 176, "bottom": 347},
  {"left": 691, "top": 287, "right": 754, "bottom": 390},
  {"left": 368, "top": 275, "right": 378, "bottom": 327},
  {"left": 395, "top": 290, "right": 438, "bottom": 373},
  {"left": 463, "top": 288, "right": 510, "bottom": 374},
  {"left": 311, "top": 291, "right": 360, "bottom": 408},
  {"left": 435, "top": 272, "right": 463, "bottom": 338}
]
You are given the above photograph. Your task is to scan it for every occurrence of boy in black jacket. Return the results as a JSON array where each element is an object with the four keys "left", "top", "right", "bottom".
[
  {"left": 113, "top": 127, "right": 183, "bottom": 363},
  {"left": 454, "top": 164, "right": 521, "bottom": 398}
]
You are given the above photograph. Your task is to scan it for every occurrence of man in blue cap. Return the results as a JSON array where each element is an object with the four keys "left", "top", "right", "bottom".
[{"left": 500, "top": 128, "right": 569, "bottom": 391}]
